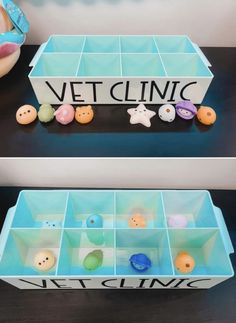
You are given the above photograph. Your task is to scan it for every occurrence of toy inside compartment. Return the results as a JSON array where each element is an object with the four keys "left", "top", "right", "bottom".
[
  {"left": 30, "top": 35, "right": 212, "bottom": 78},
  {"left": 0, "top": 190, "right": 232, "bottom": 277}
]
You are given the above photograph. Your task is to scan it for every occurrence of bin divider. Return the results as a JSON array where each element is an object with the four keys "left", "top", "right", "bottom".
[
  {"left": 160, "top": 192, "right": 175, "bottom": 275},
  {"left": 55, "top": 191, "right": 70, "bottom": 275},
  {"left": 153, "top": 36, "right": 168, "bottom": 77},
  {"left": 75, "top": 36, "right": 86, "bottom": 77}
]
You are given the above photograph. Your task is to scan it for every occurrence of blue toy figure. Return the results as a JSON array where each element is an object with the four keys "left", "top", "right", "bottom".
[
  {"left": 129, "top": 253, "right": 152, "bottom": 272},
  {"left": 86, "top": 214, "right": 103, "bottom": 228}
]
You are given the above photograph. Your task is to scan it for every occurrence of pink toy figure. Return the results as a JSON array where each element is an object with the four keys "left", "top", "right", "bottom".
[{"left": 54, "top": 104, "right": 75, "bottom": 125}]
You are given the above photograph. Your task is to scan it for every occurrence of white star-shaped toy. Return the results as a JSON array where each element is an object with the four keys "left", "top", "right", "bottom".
[{"left": 127, "top": 104, "right": 156, "bottom": 128}]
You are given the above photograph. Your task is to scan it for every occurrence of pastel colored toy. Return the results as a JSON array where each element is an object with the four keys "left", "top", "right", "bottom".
[
  {"left": 129, "top": 253, "right": 152, "bottom": 272},
  {"left": 42, "top": 221, "right": 61, "bottom": 228},
  {"left": 75, "top": 105, "right": 94, "bottom": 124},
  {"left": 197, "top": 106, "right": 216, "bottom": 125},
  {"left": 16, "top": 104, "right": 37, "bottom": 125},
  {"left": 38, "top": 104, "right": 55, "bottom": 123},
  {"left": 34, "top": 250, "right": 56, "bottom": 272},
  {"left": 128, "top": 213, "right": 146, "bottom": 228},
  {"left": 86, "top": 214, "right": 103, "bottom": 228},
  {"left": 175, "top": 251, "right": 195, "bottom": 274},
  {"left": 168, "top": 215, "right": 188, "bottom": 228},
  {"left": 54, "top": 104, "right": 75, "bottom": 125},
  {"left": 158, "top": 104, "right": 176, "bottom": 122},
  {"left": 127, "top": 104, "right": 156, "bottom": 128},
  {"left": 83, "top": 250, "right": 103, "bottom": 271},
  {"left": 175, "top": 101, "right": 197, "bottom": 120}
]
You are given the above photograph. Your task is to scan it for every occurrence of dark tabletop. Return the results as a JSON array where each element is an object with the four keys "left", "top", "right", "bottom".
[
  {"left": 0, "top": 187, "right": 235, "bottom": 323},
  {"left": 0, "top": 46, "right": 236, "bottom": 157}
]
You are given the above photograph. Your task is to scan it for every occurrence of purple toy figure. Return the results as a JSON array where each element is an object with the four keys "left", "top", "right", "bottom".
[
  {"left": 175, "top": 101, "right": 197, "bottom": 120},
  {"left": 54, "top": 104, "right": 75, "bottom": 125}
]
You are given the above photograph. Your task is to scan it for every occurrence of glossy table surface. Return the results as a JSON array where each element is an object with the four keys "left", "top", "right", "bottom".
[
  {"left": 0, "top": 46, "right": 236, "bottom": 157},
  {"left": 0, "top": 187, "right": 235, "bottom": 323}
]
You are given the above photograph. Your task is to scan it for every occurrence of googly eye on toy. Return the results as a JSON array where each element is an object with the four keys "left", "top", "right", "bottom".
[{"left": 0, "top": 0, "right": 29, "bottom": 77}]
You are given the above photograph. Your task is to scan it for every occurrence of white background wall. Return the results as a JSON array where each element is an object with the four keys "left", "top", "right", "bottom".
[
  {"left": 0, "top": 159, "right": 235, "bottom": 189},
  {"left": 15, "top": 0, "right": 236, "bottom": 46}
]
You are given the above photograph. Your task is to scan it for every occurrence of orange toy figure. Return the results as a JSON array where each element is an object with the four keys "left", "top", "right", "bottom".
[
  {"left": 175, "top": 251, "right": 195, "bottom": 274},
  {"left": 197, "top": 106, "right": 216, "bottom": 126},
  {"left": 75, "top": 105, "right": 94, "bottom": 124},
  {"left": 128, "top": 213, "right": 146, "bottom": 228},
  {"left": 16, "top": 105, "right": 37, "bottom": 125},
  {"left": 0, "top": 6, "right": 13, "bottom": 33}
]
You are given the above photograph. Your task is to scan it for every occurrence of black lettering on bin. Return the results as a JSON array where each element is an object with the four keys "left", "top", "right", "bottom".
[
  {"left": 150, "top": 81, "right": 170, "bottom": 101},
  {"left": 85, "top": 81, "right": 103, "bottom": 102},
  {"left": 51, "top": 279, "right": 72, "bottom": 289},
  {"left": 125, "top": 81, "right": 136, "bottom": 102},
  {"left": 70, "top": 279, "right": 91, "bottom": 288},
  {"left": 187, "top": 279, "right": 211, "bottom": 289},
  {"left": 101, "top": 279, "right": 118, "bottom": 288},
  {"left": 110, "top": 82, "right": 123, "bottom": 102},
  {"left": 45, "top": 81, "right": 67, "bottom": 102},
  {"left": 180, "top": 82, "right": 197, "bottom": 100},
  {"left": 138, "top": 279, "right": 149, "bottom": 288},
  {"left": 70, "top": 82, "right": 84, "bottom": 102},
  {"left": 149, "top": 278, "right": 176, "bottom": 288},
  {"left": 19, "top": 279, "right": 47, "bottom": 288},
  {"left": 167, "top": 81, "right": 180, "bottom": 102}
]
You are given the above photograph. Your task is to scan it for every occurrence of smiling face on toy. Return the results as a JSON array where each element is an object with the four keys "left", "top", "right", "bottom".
[
  {"left": 128, "top": 213, "right": 146, "bottom": 228},
  {"left": 176, "top": 101, "right": 197, "bottom": 120},
  {"left": 127, "top": 104, "right": 156, "bottom": 128},
  {"left": 16, "top": 105, "right": 37, "bottom": 125},
  {"left": 175, "top": 251, "right": 195, "bottom": 274},
  {"left": 75, "top": 105, "right": 94, "bottom": 124},
  {"left": 158, "top": 104, "right": 176, "bottom": 122},
  {"left": 34, "top": 250, "right": 56, "bottom": 272}
]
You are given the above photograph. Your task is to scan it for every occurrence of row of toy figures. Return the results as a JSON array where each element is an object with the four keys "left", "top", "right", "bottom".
[
  {"left": 16, "top": 104, "right": 94, "bottom": 125},
  {"left": 128, "top": 101, "right": 216, "bottom": 127},
  {"left": 0, "top": 0, "right": 29, "bottom": 77}
]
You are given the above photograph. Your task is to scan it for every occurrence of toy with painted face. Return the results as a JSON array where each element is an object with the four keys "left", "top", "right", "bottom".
[
  {"left": 129, "top": 253, "right": 152, "bottom": 272},
  {"left": 197, "top": 106, "right": 216, "bottom": 125},
  {"left": 16, "top": 104, "right": 37, "bottom": 125},
  {"left": 127, "top": 104, "right": 156, "bottom": 128},
  {"left": 176, "top": 101, "right": 197, "bottom": 120},
  {"left": 54, "top": 104, "right": 75, "bottom": 125},
  {"left": 128, "top": 213, "right": 146, "bottom": 228},
  {"left": 75, "top": 105, "right": 94, "bottom": 124},
  {"left": 175, "top": 251, "right": 195, "bottom": 274},
  {"left": 34, "top": 250, "right": 56, "bottom": 272},
  {"left": 158, "top": 104, "right": 176, "bottom": 122}
]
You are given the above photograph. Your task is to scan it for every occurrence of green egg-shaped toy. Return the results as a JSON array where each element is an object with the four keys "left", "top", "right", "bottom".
[
  {"left": 83, "top": 250, "right": 103, "bottom": 271},
  {"left": 38, "top": 104, "right": 55, "bottom": 123}
]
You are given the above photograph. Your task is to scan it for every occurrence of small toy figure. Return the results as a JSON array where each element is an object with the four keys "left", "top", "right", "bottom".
[
  {"left": 75, "top": 105, "right": 94, "bottom": 124},
  {"left": 127, "top": 103, "right": 156, "bottom": 128},
  {"left": 54, "top": 104, "right": 75, "bottom": 125},
  {"left": 158, "top": 104, "right": 176, "bottom": 122},
  {"left": 128, "top": 213, "right": 146, "bottom": 228},
  {"left": 16, "top": 104, "right": 37, "bottom": 125},
  {"left": 0, "top": 6, "right": 12, "bottom": 33},
  {"left": 83, "top": 250, "right": 103, "bottom": 271},
  {"left": 168, "top": 215, "right": 188, "bottom": 228},
  {"left": 197, "top": 106, "right": 216, "bottom": 125},
  {"left": 175, "top": 101, "right": 197, "bottom": 120},
  {"left": 129, "top": 253, "right": 152, "bottom": 272},
  {"left": 34, "top": 250, "right": 56, "bottom": 272},
  {"left": 175, "top": 251, "right": 195, "bottom": 274},
  {"left": 86, "top": 214, "right": 103, "bottom": 228},
  {"left": 38, "top": 104, "right": 55, "bottom": 123},
  {"left": 42, "top": 221, "right": 61, "bottom": 228}
]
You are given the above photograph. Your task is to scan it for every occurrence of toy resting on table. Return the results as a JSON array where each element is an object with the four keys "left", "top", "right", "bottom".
[{"left": 0, "top": 0, "right": 29, "bottom": 77}]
